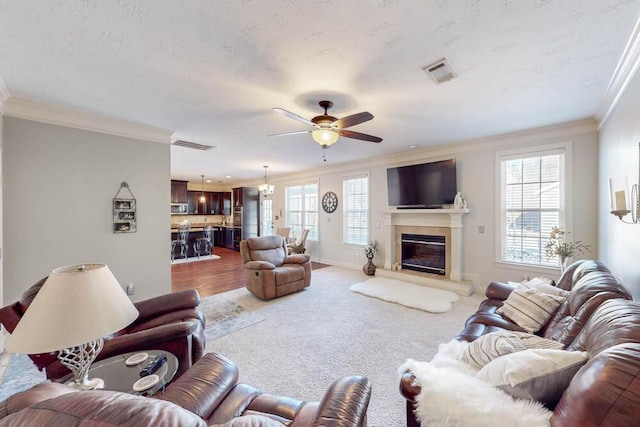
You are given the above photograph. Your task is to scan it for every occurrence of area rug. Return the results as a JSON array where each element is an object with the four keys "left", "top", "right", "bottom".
[
  {"left": 349, "top": 277, "right": 460, "bottom": 313},
  {"left": 200, "top": 294, "right": 266, "bottom": 341},
  {"left": 204, "top": 266, "right": 484, "bottom": 427},
  {"left": 171, "top": 254, "right": 221, "bottom": 264},
  {"left": 0, "top": 353, "right": 46, "bottom": 401}
]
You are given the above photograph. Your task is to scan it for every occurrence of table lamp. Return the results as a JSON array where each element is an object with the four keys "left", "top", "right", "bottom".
[{"left": 6, "top": 264, "right": 139, "bottom": 389}]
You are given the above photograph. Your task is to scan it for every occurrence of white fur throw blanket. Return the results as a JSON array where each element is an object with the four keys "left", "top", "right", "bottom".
[{"left": 399, "top": 340, "right": 552, "bottom": 427}]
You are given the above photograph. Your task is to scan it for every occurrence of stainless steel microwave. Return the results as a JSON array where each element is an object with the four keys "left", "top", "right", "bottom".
[{"left": 171, "top": 203, "right": 188, "bottom": 215}]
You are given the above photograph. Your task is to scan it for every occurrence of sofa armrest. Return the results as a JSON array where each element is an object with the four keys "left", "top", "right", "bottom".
[
  {"left": 101, "top": 322, "right": 198, "bottom": 357},
  {"left": 159, "top": 352, "right": 239, "bottom": 421},
  {"left": 245, "top": 261, "right": 276, "bottom": 270},
  {"left": 0, "top": 383, "right": 77, "bottom": 419},
  {"left": 134, "top": 290, "right": 201, "bottom": 323},
  {"left": 485, "top": 281, "right": 517, "bottom": 301},
  {"left": 284, "top": 254, "right": 311, "bottom": 265},
  {"left": 312, "top": 376, "right": 371, "bottom": 427}
]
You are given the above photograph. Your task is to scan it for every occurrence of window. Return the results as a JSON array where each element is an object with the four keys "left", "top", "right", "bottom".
[
  {"left": 499, "top": 147, "right": 567, "bottom": 267},
  {"left": 285, "top": 182, "right": 318, "bottom": 241},
  {"left": 343, "top": 174, "right": 369, "bottom": 245},
  {"left": 261, "top": 198, "right": 273, "bottom": 236}
]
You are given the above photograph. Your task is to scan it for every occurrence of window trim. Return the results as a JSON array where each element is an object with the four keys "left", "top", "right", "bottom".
[
  {"left": 342, "top": 172, "right": 370, "bottom": 246},
  {"left": 284, "top": 179, "right": 319, "bottom": 242},
  {"left": 494, "top": 141, "right": 573, "bottom": 271}
]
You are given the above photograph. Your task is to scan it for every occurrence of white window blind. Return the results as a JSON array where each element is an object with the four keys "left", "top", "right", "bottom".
[
  {"left": 285, "top": 182, "right": 318, "bottom": 241},
  {"left": 501, "top": 150, "right": 564, "bottom": 267},
  {"left": 343, "top": 175, "right": 369, "bottom": 245}
]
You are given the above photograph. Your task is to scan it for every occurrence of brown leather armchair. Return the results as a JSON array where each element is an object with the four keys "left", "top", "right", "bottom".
[
  {"left": 0, "top": 278, "right": 206, "bottom": 380},
  {"left": 0, "top": 352, "right": 372, "bottom": 426},
  {"left": 240, "top": 235, "right": 311, "bottom": 300}
]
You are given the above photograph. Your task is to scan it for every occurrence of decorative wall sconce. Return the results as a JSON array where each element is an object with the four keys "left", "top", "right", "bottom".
[{"left": 609, "top": 142, "right": 639, "bottom": 223}]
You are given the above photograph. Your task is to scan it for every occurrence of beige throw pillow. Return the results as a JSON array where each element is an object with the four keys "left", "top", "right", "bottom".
[
  {"left": 476, "top": 349, "right": 588, "bottom": 406},
  {"left": 461, "top": 332, "right": 528, "bottom": 369},
  {"left": 497, "top": 280, "right": 567, "bottom": 333}
]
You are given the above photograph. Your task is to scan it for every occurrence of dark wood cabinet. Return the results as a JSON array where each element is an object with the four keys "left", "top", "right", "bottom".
[
  {"left": 188, "top": 191, "right": 215, "bottom": 214},
  {"left": 171, "top": 180, "right": 188, "bottom": 204},
  {"left": 214, "top": 228, "right": 224, "bottom": 246},
  {"left": 224, "top": 228, "right": 234, "bottom": 249},
  {"left": 233, "top": 188, "right": 243, "bottom": 207},
  {"left": 186, "top": 190, "right": 232, "bottom": 216},
  {"left": 210, "top": 192, "right": 221, "bottom": 215},
  {"left": 221, "top": 192, "right": 231, "bottom": 215}
]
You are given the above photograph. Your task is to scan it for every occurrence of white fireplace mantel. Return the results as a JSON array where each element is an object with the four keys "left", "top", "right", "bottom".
[{"left": 382, "top": 208, "right": 469, "bottom": 282}]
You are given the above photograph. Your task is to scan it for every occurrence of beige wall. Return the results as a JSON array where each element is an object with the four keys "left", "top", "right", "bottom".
[
  {"left": 262, "top": 120, "right": 599, "bottom": 291},
  {"left": 599, "top": 69, "right": 640, "bottom": 298},
  {"left": 2, "top": 117, "right": 171, "bottom": 303}
]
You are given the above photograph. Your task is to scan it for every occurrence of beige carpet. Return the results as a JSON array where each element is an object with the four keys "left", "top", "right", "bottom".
[{"left": 202, "top": 266, "right": 484, "bottom": 427}]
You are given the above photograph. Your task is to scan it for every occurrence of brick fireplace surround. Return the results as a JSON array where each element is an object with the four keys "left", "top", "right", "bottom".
[{"left": 379, "top": 208, "right": 472, "bottom": 296}]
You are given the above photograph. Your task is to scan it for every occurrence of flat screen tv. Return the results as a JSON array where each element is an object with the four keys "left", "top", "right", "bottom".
[{"left": 387, "top": 159, "right": 457, "bottom": 208}]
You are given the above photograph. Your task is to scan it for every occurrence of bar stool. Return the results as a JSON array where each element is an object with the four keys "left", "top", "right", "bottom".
[
  {"left": 171, "top": 225, "right": 190, "bottom": 262},
  {"left": 194, "top": 225, "right": 213, "bottom": 259}
]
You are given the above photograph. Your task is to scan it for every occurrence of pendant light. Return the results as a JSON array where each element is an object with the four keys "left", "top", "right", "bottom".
[
  {"left": 200, "top": 175, "right": 206, "bottom": 203},
  {"left": 258, "top": 166, "right": 274, "bottom": 197}
]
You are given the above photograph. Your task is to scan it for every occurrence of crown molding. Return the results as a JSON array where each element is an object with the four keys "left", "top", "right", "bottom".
[
  {"left": 2, "top": 98, "right": 173, "bottom": 144},
  {"left": 596, "top": 15, "right": 640, "bottom": 128},
  {"left": 0, "top": 77, "right": 10, "bottom": 112}
]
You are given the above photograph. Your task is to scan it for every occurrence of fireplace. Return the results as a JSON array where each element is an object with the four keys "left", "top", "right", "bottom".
[{"left": 401, "top": 234, "right": 446, "bottom": 275}]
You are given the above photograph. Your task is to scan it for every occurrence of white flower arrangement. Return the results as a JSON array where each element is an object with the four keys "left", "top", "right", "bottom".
[{"left": 364, "top": 240, "right": 378, "bottom": 258}]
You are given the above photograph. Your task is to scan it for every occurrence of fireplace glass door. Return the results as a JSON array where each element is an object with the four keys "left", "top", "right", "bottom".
[{"left": 401, "top": 234, "right": 446, "bottom": 275}]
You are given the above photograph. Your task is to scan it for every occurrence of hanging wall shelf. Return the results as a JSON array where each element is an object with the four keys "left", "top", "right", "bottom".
[{"left": 113, "top": 181, "right": 137, "bottom": 233}]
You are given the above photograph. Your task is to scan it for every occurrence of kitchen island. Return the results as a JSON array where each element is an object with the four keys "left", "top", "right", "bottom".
[{"left": 170, "top": 224, "right": 234, "bottom": 259}]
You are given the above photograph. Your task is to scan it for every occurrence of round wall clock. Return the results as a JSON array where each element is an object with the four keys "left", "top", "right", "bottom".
[{"left": 322, "top": 191, "right": 338, "bottom": 213}]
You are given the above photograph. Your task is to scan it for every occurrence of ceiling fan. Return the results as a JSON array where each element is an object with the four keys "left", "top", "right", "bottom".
[{"left": 270, "top": 100, "right": 383, "bottom": 148}]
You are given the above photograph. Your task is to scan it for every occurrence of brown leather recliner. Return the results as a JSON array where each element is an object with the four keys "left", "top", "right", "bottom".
[
  {"left": 0, "top": 352, "right": 372, "bottom": 426},
  {"left": 240, "top": 235, "right": 311, "bottom": 300},
  {"left": 0, "top": 279, "right": 206, "bottom": 380},
  {"left": 400, "top": 260, "right": 638, "bottom": 427}
]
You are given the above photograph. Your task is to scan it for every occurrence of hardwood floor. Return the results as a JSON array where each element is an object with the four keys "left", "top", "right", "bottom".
[
  {"left": 171, "top": 247, "right": 331, "bottom": 298},
  {"left": 171, "top": 247, "right": 244, "bottom": 298}
]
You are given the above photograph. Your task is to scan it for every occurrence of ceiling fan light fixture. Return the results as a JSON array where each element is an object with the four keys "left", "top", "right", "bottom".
[{"left": 312, "top": 129, "right": 339, "bottom": 148}]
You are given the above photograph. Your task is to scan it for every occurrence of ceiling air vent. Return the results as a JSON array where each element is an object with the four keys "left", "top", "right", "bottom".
[
  {"left": 171, "top": 140, "right": 216, "bottom": 151},
  {"left": 423, "top": 59, "right": 457, "bottom": 85}
]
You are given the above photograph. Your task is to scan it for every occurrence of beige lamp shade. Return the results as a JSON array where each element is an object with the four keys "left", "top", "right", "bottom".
[{"left": 6, "top": 264, "right": 139, "bottom": 355}]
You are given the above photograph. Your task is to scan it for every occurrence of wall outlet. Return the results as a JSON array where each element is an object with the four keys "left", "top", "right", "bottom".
[
  {"left": 126, "top": 282, "right": 135, "bottom": 296},
  {"left": 478, "top": 225, "right": 485, "bottom": 234}
]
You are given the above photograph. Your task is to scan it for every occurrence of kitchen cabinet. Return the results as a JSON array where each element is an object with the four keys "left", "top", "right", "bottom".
[
  {"left": 232, "top": 187, "right": 243, "bottom": 207},
  {"left": 221, "top": 192, "right": 231, "bottom": 215},
  {"left": 171, "top": 180, "right": 188, "bottom": 204},
  {"left": 224, "top": 228, "right": 234, "bottom": 249},
  {"left": 210, "top": 192, "right": 221, "bottom": 215},
  {"left": 187, "top": 191, "right": 209, "bottom": 214},
  {"left": 187, "top": 191, "right": 232, "bottom": 215},
  {"left": 214, "top": 228, "right": 224, "bottom": 247}
]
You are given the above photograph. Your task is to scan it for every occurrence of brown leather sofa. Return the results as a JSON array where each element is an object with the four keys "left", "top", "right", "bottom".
[
  {"left": 0, "top": 352, "right": 372, "bottom": 426},
  {"left": 0, "top": 278, "right": 206, "bottom": 380},
  {"left": 240, "top": 236, "right": 312, "bottom": 300},
  {"left": 400, "top": 260, "right": 640, "bottom": 427}
]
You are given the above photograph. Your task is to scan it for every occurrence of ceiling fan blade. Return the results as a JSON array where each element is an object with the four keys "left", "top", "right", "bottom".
[
  {"left": 268, "top": 130, "right": 311, "bottom": 137},
  {"left": 333, "top": 112, "right": 374, "bottom": 129},
  {"left": 339, "top": 129, "right": 382, "bottom": 143},
  {"left": 272, "top": 107, "right": 315, "bottom": 127}
]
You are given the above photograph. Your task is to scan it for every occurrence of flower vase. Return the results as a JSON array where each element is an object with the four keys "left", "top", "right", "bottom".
[
  {"left": 560, "top": 256, "right": 569, "bottom": 274},
  {"left": 363, "top": 256, "right": 376, "bottom": 276}
]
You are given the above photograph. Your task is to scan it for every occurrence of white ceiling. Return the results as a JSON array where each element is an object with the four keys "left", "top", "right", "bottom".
[{"left": 0, "top": 1, "right": 639, "bottom": 184}]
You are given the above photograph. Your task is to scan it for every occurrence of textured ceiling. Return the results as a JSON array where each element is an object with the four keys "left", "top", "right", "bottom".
[{"left": 0, "top": 0, "right": 639, "bottom": 183}]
